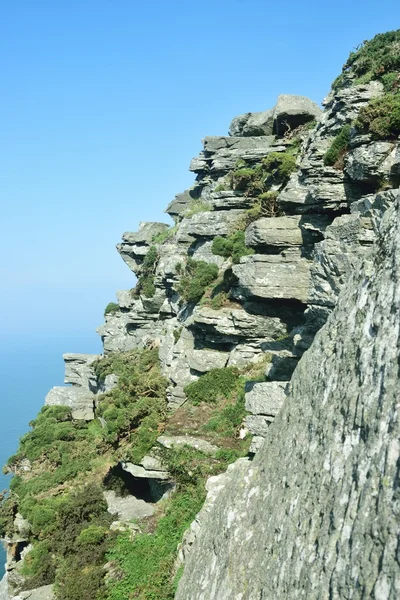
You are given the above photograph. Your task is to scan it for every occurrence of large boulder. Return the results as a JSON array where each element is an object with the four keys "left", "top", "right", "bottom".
[{"left": 273, "top": 94, "right": 322, "bottom": 135}]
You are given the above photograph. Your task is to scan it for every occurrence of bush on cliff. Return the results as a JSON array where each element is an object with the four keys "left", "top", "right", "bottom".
[
  {"left": 177, "top": 258, "right": 219, "bottom": 303},
  {"left": 230, "top": 151, "right": 296, "bottom": 197},
  {"left": 135, "top": 245, "right": 158, "bottom": 298},
  {"left": 104, "top": 302, "right": 120, "bottom": 316},
  {"left": 212, "top": 230, "right": 254, "bottom": 264},
  {"left": 324, "top": 125, "right": 352, "bottom": 167},
  {"left": 94, "top": 349, "right": 168, "bottom": 461},
  {"left": 355, "top": 93, "right": 400, "bottom": 139}
]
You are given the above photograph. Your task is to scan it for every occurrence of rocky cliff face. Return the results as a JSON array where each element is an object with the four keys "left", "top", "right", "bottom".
[
  {"left": 1, "top": 30, "right": 400, "bottom": 600},
  {"left": 175, "top": 189, "right": 400, "bottom": 600}
]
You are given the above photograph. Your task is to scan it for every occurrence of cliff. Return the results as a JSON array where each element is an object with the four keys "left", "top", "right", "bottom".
[{"left": 1, "top": 29, "right": 400, "bottom": 600}]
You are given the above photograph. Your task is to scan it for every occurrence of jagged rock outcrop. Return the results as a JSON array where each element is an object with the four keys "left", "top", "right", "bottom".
[{"left": 175, "top": 190, "right": 400, "bottom": 600}]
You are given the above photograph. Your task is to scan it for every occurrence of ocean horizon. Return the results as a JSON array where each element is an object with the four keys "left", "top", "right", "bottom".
[{"left": 0, "top": 332, "right": 102, "bottom": 577}]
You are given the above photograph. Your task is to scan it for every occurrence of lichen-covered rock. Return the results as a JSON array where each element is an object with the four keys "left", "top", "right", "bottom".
[
  {"left": 175, "top": 194, "right": 400, "bottom": 600},
  {"left": 228, "top": 109, "right": 274, "bottom": 137},
  {"left": 245, "top": 381, "right": 287, "bottom": 416},
  {"left": 157, "top": 435, "right": 219, "bottom": 456}
]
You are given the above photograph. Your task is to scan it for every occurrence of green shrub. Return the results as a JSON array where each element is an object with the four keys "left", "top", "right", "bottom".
[
  {"left": 244, "top": 191, "right": 280, "bottom": 225},
  {"left": 202, "top": 379, "right": 248, "bottom": 438},
  {"left": 230, "top": 151, "right": 296, "bottom": 198},
  {"left": 135, "top": 246, "right": 158, "bottom": 298},
  {"left": 332, "top": 30, "right": 400, "bottom": 90},
  {"left": 184, "top": 367, "right": 240, "bottom": 405},
  {"left": 0, "top": 494, "right": 17, "bottom": 538},
  {"left": 95, "top": 349, "right": 168, "bottom": 455},
  {"left": 381, "top": 71, "right": 400, "bottom": 92},
  {"left": 355, "top": 93, "right": 400, "bottom": 139},
  {"left": 323, "top": 125, "right": 352, "bottom": 166},
  {"left": 21, "top": 541, "right": 56, "bottom": 589},
  {"left": 104, "top": 302, "right": 120, "bottom": 317},
  {"left": 177, "top": 259, "right": 219, "bottom": 303},
  {"left": 212, "top": 231, "right": 254, "bottom": 264}
]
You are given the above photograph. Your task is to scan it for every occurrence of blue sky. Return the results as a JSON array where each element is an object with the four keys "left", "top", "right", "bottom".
[{"left": 1, "top": 0, "right": 399, "bottom": 343}]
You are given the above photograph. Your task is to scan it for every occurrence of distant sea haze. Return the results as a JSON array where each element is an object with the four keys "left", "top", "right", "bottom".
[{"left": 0, "top": 332, "right": 102, "bottom": 577}]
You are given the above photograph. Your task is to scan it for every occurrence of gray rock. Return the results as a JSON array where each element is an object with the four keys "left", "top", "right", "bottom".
[
  {"left": 310, "top": 213, "right": 375, "bottom": 307},
  {"left": 18, "top": 586, "right": 55, "bottom": 600},
  {"left": 187, "top": 349, "right": 229, "bottom": 373},
  {"left": 189, "top": 306, "right": 288, "bottom": 342},
  {"left": 207, "top": 191, "right": 255, "bottom": 211},
  {"left": 103, "top": 491, "right": 155, "bottom": 520},
  {"left": 244, "top": 414, "right": 273, "bottom": 437},
  {"left": 121, "top": 462, "right": 170, "bottom": 481},
  {"left": 190, "top": 240, "right": 226, "bottom": 267},
  {"left": 229, "top": 109, "right": 275, "bottom": 137},
  {"left": 63, "top": 353, "right": 100, "bottom": 392},
  {"left": 165, "top": 189, "right": 198, "bottom": 218},
  {"left": 246, "top": 215, "right": 330, "bottom": 249},
  {"left": 176, "top": 210, "right": 244, "bottom": 242},
  {"left": 45, "top": 386, "right": 95, "bottom": 420},
  {"left": 232, "top": 253, "right": 311, "bottom": 303},
  {"left": 175, "top": 191, "right": 400, "bottom": 600},
  {"left": 245, "top": 381, "right": 287, "bottom": 416},
  {"left": 121, "top": 222, "right": 169, "bottom": 244},
  {"left": 190, "top": 136, "right": 278, "bottom": 175},
  {"left": 157, "top": 435, "right": 219, "bottom": 456},
  {"left": 274, "top": 94, "right": 322, "bottom": 136},
  {"left": 345, "top": 141, "right": 395, "bottom": 184}
]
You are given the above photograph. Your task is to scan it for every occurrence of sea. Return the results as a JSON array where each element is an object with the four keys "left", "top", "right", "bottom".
[{"left": 0, "top": 332, "right": 102, "bottom": 577}]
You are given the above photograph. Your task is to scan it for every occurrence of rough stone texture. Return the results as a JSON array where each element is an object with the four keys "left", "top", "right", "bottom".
[
  {"left": 63, "top": 353, "right": 100, "bottom": 391},
  {"left": 176, "top": 210, "right": 244, "bottom": 242},
  {"left": 121, "top": 461, "right": 170, "bottom": 481},
  {"left": 45, "top": 386, "right": 95, "bottom": 420},
  {"left": 229, "top": 109, "right": 274, "bottom": 137},
  {"left": 103, "top": 491, "right": 155, "bottom": 520},
  {"left": 188, "top": 349, "right": 229, "bottom": 373},
  {"left": 157, "top": 435, "right": 219, "bottom": 456},
  {"left": 245, "top": 381, "right": 287, "bottom": 416},
  {"left": 274, "top": 94, "right": 322, "bottom": 135},
  {"left": 0, "top": 579, "right": 54, "bottom": 600},
  {"left": 176, "top": 195, "right": 400, "bottom": 600},
  {"left": 233, "top": 253, "right": 311, "bottom": 303}
]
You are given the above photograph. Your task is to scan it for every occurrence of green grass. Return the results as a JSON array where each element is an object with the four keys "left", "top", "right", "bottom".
[
  {"left": 184, "top": 367, "right": 240, "bottom": 405},
  {"left": 323, "top": 125, "right": 352, "bottom": 167}
]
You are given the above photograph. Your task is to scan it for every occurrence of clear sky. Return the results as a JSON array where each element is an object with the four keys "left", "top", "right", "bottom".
[{"left": 1, "top": 0, "right": 399, "bottom": 345}]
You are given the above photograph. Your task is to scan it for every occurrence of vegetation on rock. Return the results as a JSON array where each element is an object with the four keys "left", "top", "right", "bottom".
[
  {"left": 355, "top": 93, "right": 400, "bottom": 139},
  {"left": 211, "top": 230, "right": 254, "bottom": 264},
  {"left": 135, "top": 246, "right": 158, "bottom": 298},
  {"left": 184, "top": 367, "right": 240, "bottom": 405},
  {"left": 104, "top": 302, "right": 120, "bottom": 316},
  {"left": 332, "top": 29, "right": 400, "bottom": 89},
  {"left": 324, "top": 125, "right": 352, "bottom": 167},
  {"left": 177, "top": 259, "right": 219, "bottom": 303}
]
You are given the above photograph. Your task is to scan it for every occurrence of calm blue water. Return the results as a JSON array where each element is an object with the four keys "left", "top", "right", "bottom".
[{"left": 0, "top": 333, "right": 102, "bottom": 576}]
